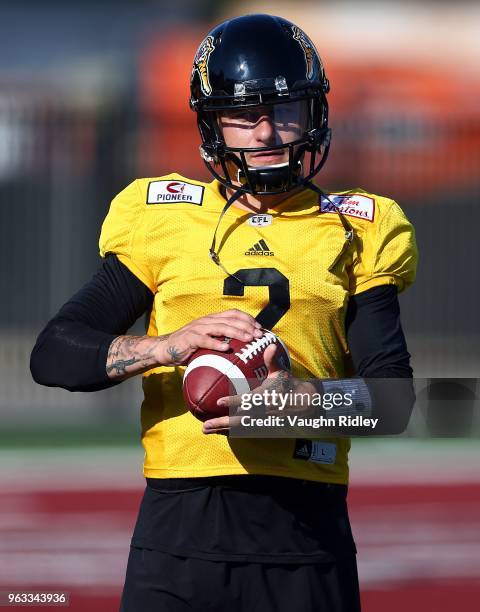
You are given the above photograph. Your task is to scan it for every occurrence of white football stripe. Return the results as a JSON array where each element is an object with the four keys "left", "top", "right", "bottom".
[{"left": 183, "top": 355, "right": 251, "bottom": 395}]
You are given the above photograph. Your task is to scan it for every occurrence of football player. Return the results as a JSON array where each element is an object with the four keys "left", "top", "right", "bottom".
[{"left": 31, "top": 14, "right": 417, "bottom": 612}]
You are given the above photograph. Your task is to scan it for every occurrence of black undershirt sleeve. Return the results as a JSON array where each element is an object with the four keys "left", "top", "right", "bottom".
[
  {"left": 345, "top": 285, "right": 412, "bottom": 378},
  {"left": 30, "top": 254, "right": 153, "bottom": 392},
  {"left": 344, "top": 285, "right": 415, "bottom": 432}
]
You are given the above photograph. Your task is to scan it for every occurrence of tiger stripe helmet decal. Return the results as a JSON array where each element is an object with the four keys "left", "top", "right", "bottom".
[
  {"left": 192, "top": 35, "right": 215, "bottom": 96},
  {"left": 291, "top": 25, "right": 315, "bottom": 80}
]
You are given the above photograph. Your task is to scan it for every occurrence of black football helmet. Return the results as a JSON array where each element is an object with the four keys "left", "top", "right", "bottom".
[{"left": 190, "top": 14, "right": 331, "bottom": 195}]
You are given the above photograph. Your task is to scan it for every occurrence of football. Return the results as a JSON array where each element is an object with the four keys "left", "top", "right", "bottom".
[{"left": 183, "top": 329, "right": 291, "bottom": 421}]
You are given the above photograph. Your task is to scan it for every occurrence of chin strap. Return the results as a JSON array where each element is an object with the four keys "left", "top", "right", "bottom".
[
  {"left": 209, "top": 187, "right": 246, "bottom": 282},
  {"left": 237, "top": 160, "right": 302, "bottom": 193}
]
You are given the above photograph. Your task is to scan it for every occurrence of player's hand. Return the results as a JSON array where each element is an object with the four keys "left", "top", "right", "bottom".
[
  {"left": 156, "top": 309, "right": 263, "bottom": 367},
  {"left": 202, "top": 344, "right": 316, "bottom": 435}
]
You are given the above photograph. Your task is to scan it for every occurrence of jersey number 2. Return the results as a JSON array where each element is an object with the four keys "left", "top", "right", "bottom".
[{"left": 223, "top": 268, "right": 290, "bottom": 329}]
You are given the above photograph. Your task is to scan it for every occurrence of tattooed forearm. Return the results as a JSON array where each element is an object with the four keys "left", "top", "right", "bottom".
[
  {"left": 166, "top": 345, "right": 188, "bottom": 365},
  {"left": 107, "top": 357, "right": 141, "bottom": 376},
  {"left": 265, "top": 370, "right": 293, "bottom": 394},
  {"left": 106, "top": 334, "right": 169, "bottom": 380}
]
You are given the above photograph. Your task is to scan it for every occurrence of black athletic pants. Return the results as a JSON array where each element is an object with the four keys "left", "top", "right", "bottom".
[{"left": 120, "top": 546, "right": 360, "bottom": 611}]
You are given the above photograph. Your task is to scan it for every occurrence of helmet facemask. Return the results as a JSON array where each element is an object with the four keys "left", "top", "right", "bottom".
[{"left": 196, "top": 91, "right": 331, "bottom": 195}]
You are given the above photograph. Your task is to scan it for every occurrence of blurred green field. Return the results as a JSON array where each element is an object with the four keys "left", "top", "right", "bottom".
[{"left": 0, "top": 426, "right": 139, "bottom": 449}]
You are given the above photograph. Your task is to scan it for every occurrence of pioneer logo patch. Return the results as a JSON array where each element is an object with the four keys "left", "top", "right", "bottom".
[
  {"left": 320, "top": 194, "right": 375, "bottom": 222},
  {"left": 147, "top": 180, "right": 204, "bottom": 205}
]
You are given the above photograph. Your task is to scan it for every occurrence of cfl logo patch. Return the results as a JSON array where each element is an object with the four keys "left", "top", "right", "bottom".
[{"left": 248, "top": 214, "right": 273, "bottom": 227}]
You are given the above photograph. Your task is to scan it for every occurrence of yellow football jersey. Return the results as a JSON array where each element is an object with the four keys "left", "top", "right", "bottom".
[{"left": 99, "top": 174, "right": 417, "bottom": 484}]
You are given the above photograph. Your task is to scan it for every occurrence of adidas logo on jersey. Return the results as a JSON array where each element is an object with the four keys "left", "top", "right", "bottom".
[
  {"left": 293, "top": 439, "right": 337, "bottom": 465},
  {"left": 295, "top": 442, "right": 311, "bottom": 458},
  {"left": 245, "top": 239, "right": 274, "bottom": 256}
]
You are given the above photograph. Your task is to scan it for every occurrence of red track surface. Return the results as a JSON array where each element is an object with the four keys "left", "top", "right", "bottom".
[{"left": 1, "top": 484, "right": 479, "bottom": 611}]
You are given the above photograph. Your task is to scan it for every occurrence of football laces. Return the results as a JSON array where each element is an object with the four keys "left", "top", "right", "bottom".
[{"left": 235, "top": 331, "right": 277, "bottom": 364}]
